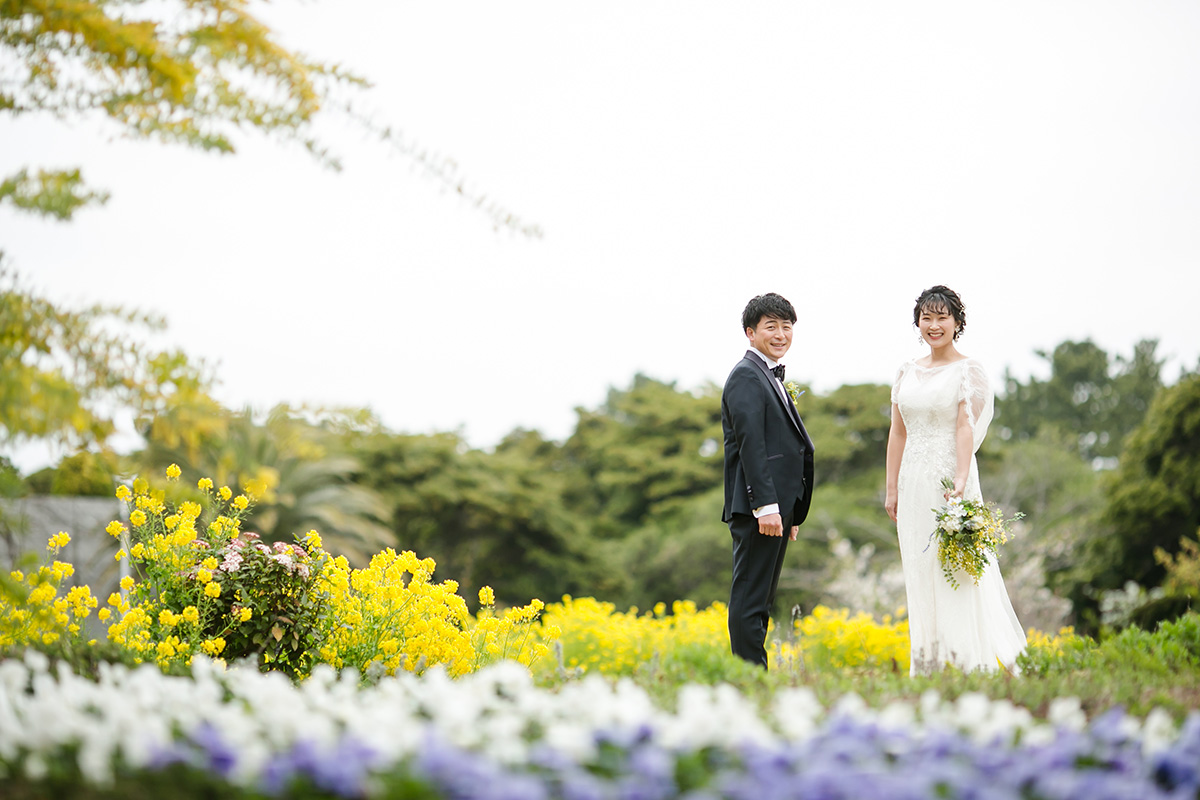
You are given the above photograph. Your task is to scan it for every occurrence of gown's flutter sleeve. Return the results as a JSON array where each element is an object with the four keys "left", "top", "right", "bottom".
[
  {"left": 891, "top": 362, "right": 909, "bottom": 405},
  {"left": 959, "top": 359, "right": 994, "bottom": 452}
]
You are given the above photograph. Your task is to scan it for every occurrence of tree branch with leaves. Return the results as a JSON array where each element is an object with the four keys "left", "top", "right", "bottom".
[{"left": 0, "top": 0, "right": 541, "bottom": 233}]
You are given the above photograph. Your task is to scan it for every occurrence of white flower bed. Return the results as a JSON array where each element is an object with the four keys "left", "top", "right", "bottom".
[{"left": 0, "top": 651, "right": 1194, "bottom": 799}]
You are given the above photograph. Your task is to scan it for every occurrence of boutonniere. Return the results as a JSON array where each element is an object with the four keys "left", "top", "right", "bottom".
[{"left": 784, "top": 380, "right": 806, "bottom": 407}]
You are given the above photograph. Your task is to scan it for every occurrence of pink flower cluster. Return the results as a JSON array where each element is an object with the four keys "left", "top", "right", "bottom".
[{"left": 210, "top": 533, "right": 312, "bottom": 579}]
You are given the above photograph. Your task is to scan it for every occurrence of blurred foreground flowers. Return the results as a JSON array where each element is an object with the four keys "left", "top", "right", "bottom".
[{"left": 1, "top": 651, "right": 1197, "bottom": 799}]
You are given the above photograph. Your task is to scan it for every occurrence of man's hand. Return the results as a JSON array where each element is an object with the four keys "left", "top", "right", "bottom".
[
  {"left": 789, "top": 526, "right": 799, "bottom": 541},
  {"left": 758, "top": 513, "right": 784, "bottom": 537}
]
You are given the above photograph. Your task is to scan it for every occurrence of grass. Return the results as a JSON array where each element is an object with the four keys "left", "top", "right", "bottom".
[{"left": 536, "top": 612, "right": 1200, "bottom": 723}]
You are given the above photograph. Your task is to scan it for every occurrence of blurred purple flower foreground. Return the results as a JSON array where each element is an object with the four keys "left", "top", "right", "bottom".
[{"left": 2, "top": 652, "right": 1197, "bottom": 799}]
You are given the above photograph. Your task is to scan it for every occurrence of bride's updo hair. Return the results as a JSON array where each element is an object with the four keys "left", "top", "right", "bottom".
[{"left": 913, "top": 285, "right": 966, "bottom": 340}]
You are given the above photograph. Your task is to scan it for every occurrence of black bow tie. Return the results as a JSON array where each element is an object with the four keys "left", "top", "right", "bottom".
[{"left": 771, "top": 365, "right": 785, "bottom": 381}]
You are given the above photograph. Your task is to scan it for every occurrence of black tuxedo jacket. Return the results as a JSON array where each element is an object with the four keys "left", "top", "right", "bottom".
[{"left": 721, "top": 350, "right": 815, "bottom": 525}]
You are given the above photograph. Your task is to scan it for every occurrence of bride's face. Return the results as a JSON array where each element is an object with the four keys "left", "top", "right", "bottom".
[{"left": 918, "top": 305, "right": 958, "bottom": 349}]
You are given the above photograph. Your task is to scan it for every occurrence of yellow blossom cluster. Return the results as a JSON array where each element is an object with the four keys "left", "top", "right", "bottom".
[
  {"left": 536, "top": 596, "right": 730, "bottom": 676},
  {"left": 0, "top": 534, "right": 97, "bottom": 649},
  {"left": 317, "top": 548, "right": 473, "bottom": 677},
  {"left": 1024, "top": 626, "right": 1084, "bottom": 653},
  {"left": 533, "top": 598, "right": 918, "bottom": 676},
  {"left": 103, "top": 466, "right": 259, "bottom": 670},
  {"left": 4, "top": 470, "right": 554, "bottom": 681},
  {"left": 468, "top": 588, "right": 557, "bottom": 672},
  {"left": 776, "top": 605, "right": 911, "bottom": 672}
]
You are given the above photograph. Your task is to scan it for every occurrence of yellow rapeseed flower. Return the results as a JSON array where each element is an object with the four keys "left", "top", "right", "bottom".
[
  {"left": 182, "top": 606, "right": 200, "bottom": 625},
  {"left": 198, "top": 477, "right": 213, "bottom": 491},
  {"left": 133, "top": 477, "right": 149, "bottom": 495},
  {"left": 166, "top": 464, "right": 181, "bottom": 480},
  {"left": 116, "top": 485, "right": 132, "bottom": 501},
  {"left": 120, "top": 576, "right": 135, "bottom": 591},
  {"left": 201, "top": 638, "right": 226, "bottom": 656},
  {"left": 130, "top": 542, "right": 146, "bottom": 559},
  {"left": 243, "top": 475, "right": 273, "bottom": 500},
  {"left": 218, "top": 486, "right": 232, "bottom": 501},
  {"left": 204, "top": 581, "right": 221, "bottom": 598},
  {"left": 196, "top": 569, "right": 212, "bottom": 584},
  {"left": 105, "top": 521, "right": 126, "bottom": 538},
  {"left": 98, "top": 608, "right": 111, "bottom": 622},
  {"left": 201, "top": 556, "right": 219, "bottom": 571},
  {"left": 478, "top": 586, "right": 495, "bottom": 607},
  {"left": 27, "top": 583, "right": 55, "bottom": 606},
  {"left": 233, "top": 495, "right": 249, "bottom": 511},
  {"left": 130, "top": 510, "right": 147, "bottom": 527}
]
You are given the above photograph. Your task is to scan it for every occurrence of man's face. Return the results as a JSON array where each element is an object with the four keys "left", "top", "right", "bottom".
[{"left": 746, "top": 315, "right": 793, "bottom": 362}]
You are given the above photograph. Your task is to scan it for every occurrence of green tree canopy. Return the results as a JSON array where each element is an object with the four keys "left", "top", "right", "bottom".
[
  {"left": 355, "top": 428, "right": 608, "bottom": 606},
  {"left": 999, "top": 339, "right": 1164, "bottom": 463},
  {"left": 0, "top": 267, "right": 199, "bottom": 449},
  {"left": 1099, "top": 376, "right": 1200, "bottom": 585},
  {"left": 799, "top": 383, "right": 891, "bottom": 484},
  {"left": 1049, "top": 375, "right": 1200, "bottom": 630},
  {"left": 561, "top": 375, "right": 724, "bottom": 540},
  {"left": 1, "top": 0, "right": 364, "bottom": 218},
  {"left": 1, "top": 0, "right": 540, "bottom": 233},
  {"left": 137, "top": 403, "right": 393, "bottom": 565}
]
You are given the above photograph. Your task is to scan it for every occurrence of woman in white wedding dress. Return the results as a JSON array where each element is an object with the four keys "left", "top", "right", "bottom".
[{"left": 884, "top": 286, "right": 1026, "bottom": 675}]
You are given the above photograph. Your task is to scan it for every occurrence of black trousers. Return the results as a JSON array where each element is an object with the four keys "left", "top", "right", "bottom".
[{"left": 727, "top": 511, "right": 792, "bottom": 668}]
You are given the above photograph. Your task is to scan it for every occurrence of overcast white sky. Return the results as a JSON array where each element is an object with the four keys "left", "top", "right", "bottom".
[{"left": 3, "top": 1, "right": 1199, "bottom": 472}]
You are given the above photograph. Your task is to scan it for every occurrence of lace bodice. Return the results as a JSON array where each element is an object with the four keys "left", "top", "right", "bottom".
[{"left": 892, "top": 358, "right": 994, "bottom": 485}]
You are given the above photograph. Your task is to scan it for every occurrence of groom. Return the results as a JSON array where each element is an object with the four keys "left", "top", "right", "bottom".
[{"left": 721, "top": 292, "right": 815, "bottom": 668}]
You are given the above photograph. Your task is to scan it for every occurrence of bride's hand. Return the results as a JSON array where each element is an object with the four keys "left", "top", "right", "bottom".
[
  {"left": 884, "top": 491, "right": 898, "bottom": 522},
  {"left": 945, "top": 476, "right": 966, "bottom": 500}
]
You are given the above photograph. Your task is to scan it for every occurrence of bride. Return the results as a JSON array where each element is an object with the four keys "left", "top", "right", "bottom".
[{"left": 884, "top": 285, "right": 1026, "bottom": 675}]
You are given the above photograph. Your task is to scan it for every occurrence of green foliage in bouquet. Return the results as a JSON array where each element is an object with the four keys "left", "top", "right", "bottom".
[{"left": 929, "top": 478, "right": 1023, "bottom": 589}]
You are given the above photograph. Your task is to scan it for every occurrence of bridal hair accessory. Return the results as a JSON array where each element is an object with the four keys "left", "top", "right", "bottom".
[{"left": 926, "top": 478, "right": 1023, "bottom": 589}]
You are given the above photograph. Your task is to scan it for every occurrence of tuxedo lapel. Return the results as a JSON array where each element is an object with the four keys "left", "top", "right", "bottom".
[{"left": 743, "top": 351, "right": 810, "bottom": 445}]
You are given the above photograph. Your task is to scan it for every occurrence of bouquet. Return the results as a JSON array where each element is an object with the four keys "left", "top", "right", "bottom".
[{"left": 928, "top": 478, "right": 1023, "bottom": 589}]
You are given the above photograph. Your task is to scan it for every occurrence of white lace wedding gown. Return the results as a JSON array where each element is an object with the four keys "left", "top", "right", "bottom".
[{"left": 892, "top": 358, "right": 1026, "bottom": 675}]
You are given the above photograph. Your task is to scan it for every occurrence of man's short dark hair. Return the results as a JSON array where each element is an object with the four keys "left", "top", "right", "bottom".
[{"left": 742, "top": 293, "right": 797, "bottom": 331}]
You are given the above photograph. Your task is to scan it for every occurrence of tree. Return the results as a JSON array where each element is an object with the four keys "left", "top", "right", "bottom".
[
  {"left": 609, "top": 488, "right": 729, "bottom": 611},
  {"left": 0, "top": 267, "right": 195, "bottom": 449},
  {"left": 1, "top": 0, "right": 359, "bottom": 218},
  {"left": 355, "top": 428, "right": 608, "bottom": 606},
  {"left": 998, "top": 339, "right": 1164, "bottom": 464},
  {"left": 137, "top": 403, "right": 394, "bottom": 565},
  {"left": 1060, "top": 376, "right": 1200, "bottom": 630},
  {"left": 798, "top": 383, "right": 891, "bottom": 484},
  {"left": 560, "top": 375, "right": 724, "bottom": 540},
  {"left": 1, "top": 0, "right": 539, "bottom": 233}
]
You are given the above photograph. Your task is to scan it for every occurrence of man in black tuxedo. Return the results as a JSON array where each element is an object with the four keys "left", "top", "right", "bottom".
[{"left": 721, "top": 292, "right": 815, "bottom": 668}]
